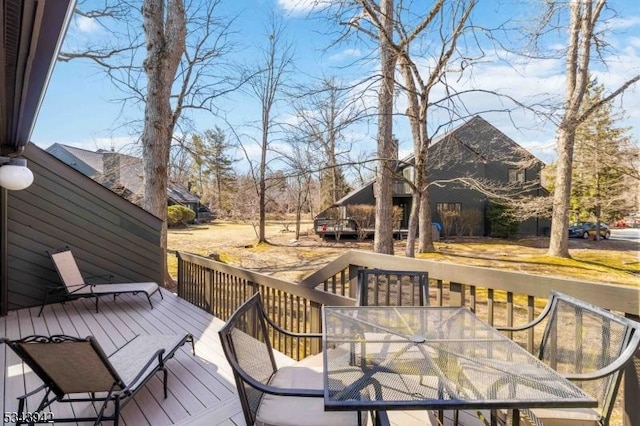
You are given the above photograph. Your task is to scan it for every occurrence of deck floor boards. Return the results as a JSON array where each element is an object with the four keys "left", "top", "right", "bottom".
[{"left": 2, "top": 289, "right": 484, "bottom": 426}]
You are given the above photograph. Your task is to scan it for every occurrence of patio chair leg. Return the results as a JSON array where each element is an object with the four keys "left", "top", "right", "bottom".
[
  {"left": 147, "top": 294, "right": 154, "bottom": 309},
  {"left": 490, "top": 409, "right": 497, "bottom": 426},
  {"left": 38, "top": 291, "right": 50, "bottom": 317},
  {"left": 511, "top": 409, "right": 520, "bottom": 426},
  {"left": 162, "top": 366, "right": 168, "bottom": 398},
  {"left": 187, "top": 334, "right": 195, "bottom": 355},
  {"left": 113, "top": 396, "right": 121, "bottom": 426},
  {"left": 17, "top": 395, "right": 25, "bottom": 426},
  {"left": 94, "top": 297, "right": 99, "bottom": 313},
  {"left": 96, "top": 385, "right": 117, "bottom": 426}
]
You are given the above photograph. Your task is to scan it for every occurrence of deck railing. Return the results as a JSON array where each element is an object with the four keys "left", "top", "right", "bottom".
[{"left": 176, "top": 249, "right": 640, "bottom": 425}]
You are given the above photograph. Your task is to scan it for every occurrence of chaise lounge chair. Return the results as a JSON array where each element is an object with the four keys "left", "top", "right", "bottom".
[
  {"left": 1, "top": 333, "right": 194, "bottom": 425},
  {"left": 39, "top": 247, "right": 163, "bottom": 316}
]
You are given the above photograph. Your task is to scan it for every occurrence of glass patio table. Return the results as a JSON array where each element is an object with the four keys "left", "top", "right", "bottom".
[{"left": 322, "top": 306, "right": 597, "bottom": 426}]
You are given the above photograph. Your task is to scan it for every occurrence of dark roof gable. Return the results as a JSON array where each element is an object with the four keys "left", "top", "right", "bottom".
[{"left": 429, "top": 116, "right": 543, "bottom": 165}]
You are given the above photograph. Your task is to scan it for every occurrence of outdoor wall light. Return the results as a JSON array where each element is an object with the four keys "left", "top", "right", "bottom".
[{"left": 0, "top": 157, "right": 34, "bottom": 190}]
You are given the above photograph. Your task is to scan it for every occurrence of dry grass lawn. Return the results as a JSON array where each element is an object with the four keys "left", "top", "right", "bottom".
[{"left": 168, "top": 221, "right": 639, "bottom": 287}]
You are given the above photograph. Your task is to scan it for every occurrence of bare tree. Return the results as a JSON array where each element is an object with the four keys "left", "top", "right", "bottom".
[
  {"left": 141, "top": 0, "right": 186, "bottom": 284},
  {"left": 392, "top": 0, "right": 477, "bottom": 256},
  {"left": 369, "top": 0, "right": 396, "bottom": 254},
  {"left": 544, "top": 0, "right": 640, "bottom": 257},
  {"left": 61, "top": 0, "right": 239, "bottom": 284},
  {"left": 291, "top": 77, "right": 367, "bottom": 211},
  {"left": 245, "top": 14, "right": 294, "bottom": 243},
  {"left": 281, "top": 141, "right": 315, "bottom": 239}
]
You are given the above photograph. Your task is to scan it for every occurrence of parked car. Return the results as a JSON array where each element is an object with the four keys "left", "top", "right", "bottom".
[{"left": 568, "top": 221, "right": 611, "bottom": 239}]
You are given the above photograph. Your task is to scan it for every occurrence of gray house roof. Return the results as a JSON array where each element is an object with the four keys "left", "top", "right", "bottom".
[
  {"left": 46, "top": 143, "right": 201, "bottom": 206},
  {"left": 335, "top": 116, "right": 545, "bottom": 208}
]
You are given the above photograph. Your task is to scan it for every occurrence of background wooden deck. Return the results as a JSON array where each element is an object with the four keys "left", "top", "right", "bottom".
[{"left": 1, "top": 289, "right": 483, "bottom": 426}]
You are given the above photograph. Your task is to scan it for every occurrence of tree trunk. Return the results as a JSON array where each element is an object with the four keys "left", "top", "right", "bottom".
[
  {"left": 405, "top": 193, "right": 419, "bottom": 257},
  {"left": 416, "top": 156, "right": 435, "bottom": 252},
  {"left": 548, "top": 126, "right": 575, "bottom": 257},
  {"left": 374, "top": 0, "right": 396, "bottom": 255},
  {"left": 141, "top": 0, "right": 186, "bottom": 286},
  {"left": 547, "top": 0, "right": 600, "bottom": 257},
  {"left": 259, "top": 120, "right": 267, "bottom": 243}
]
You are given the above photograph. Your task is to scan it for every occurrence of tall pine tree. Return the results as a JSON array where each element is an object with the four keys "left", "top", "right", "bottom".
[
  {"left": 572, "top": 80, "right": 633, "bottom": 224},
  {"left": 190, "top": 127, "right": 237, "bottom": 217}
]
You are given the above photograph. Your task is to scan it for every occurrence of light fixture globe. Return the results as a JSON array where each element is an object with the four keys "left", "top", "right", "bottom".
[{"left": 0, "top": 158, "right": 34, "bottom": 190}]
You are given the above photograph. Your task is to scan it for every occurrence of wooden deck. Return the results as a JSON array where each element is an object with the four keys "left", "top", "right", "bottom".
[{"left": 1, "top": 290, "right": 484, "bottom": 426}]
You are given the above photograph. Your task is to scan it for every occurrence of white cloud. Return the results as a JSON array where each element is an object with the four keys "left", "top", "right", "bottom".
[
  {"left": 609, "top": 16, "right": 640, "bottom": 30},
  {"left": 74, "top": 16, "right": 101, "bottom": 34},
  {"left": 56, "top": 136, "right": 140, "bottom": 154},
  {"left": 329, "top": 48, "right": 362, "bottom": 62},
  {"left": 277, "top": 0, "right": 324, "bottom": 15}
]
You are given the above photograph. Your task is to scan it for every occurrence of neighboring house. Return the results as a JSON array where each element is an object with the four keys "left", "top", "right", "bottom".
[
  {"left": 46, "top": 143, "right": 205, "bottom": 215},
  {"left": 316, "top": 116, "right": 550, "bottom": 238}
]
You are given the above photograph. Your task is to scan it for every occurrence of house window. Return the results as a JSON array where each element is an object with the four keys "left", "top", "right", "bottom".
[
  {"left": 509, "top": 168, "right": 525, "bottom": 183},
  {"left": 437, "top": 202, "right": 461, "bottom": 215},
  {"left": 402, "top": 166, "right": 414, "bottom": 182}
]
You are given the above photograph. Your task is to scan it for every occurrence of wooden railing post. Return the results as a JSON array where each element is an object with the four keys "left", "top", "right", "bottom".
[
  {"left": 310, "top": 301, "right": 322, "bottom": 355},
  {"left": 348, "top": 264, "right": 359, "bottom": 300},
  {"left": 624, "top": 314, "right": 640, "bottom": 426},
  {"left": 449, "top": 282, "right": 465, "bottom": 307},
  {"left": 176, "top": 253, "right": 183, "bottom": 298}
]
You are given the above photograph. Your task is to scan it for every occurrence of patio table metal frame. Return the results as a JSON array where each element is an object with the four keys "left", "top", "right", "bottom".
[{"left": 322, "top": 306, "right": 598, "bottom": 426}]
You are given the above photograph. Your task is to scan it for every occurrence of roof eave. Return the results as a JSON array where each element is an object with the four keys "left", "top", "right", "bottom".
[{"left": 1, "top": 0, "right": 76, "bottom": 153}]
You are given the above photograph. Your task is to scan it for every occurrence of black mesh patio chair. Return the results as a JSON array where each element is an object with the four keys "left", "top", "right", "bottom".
[
  {"left": 39, "top": 247, "right": 163, "bottom": 316},
  {"left": 1, "top": 333, "right": 194, "bottom": 425},
  {"left": 496, "top": 291, "right": 640, "bottom": 426},
  {"left": 356, "top": 268, "right": 429, "bottom": 307},
  {"left": 218, "top": 293, "right": 389, "bottom": 426}
]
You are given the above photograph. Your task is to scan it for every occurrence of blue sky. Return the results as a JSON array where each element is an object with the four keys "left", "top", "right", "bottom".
[{"left": 32, "top": 0, "right": 640, "bottom": 167}]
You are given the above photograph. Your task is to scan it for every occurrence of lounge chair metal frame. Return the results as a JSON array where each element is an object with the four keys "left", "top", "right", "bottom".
[
  {"left": 2, "top": 333, "right": 194, "bottom": 425},
  {"left": 497, "top": 291, "right": 640, "bottom": 426},
  {"left": 39, "top": 247, "right": 163, "bottom": 316}
]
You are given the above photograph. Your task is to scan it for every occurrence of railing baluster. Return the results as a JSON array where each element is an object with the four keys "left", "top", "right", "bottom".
[
  {"left": 506, "top": 292, "right": 514, "bottom": 339},
  {"left": 487, "top": 288, "right": 494, "bottom": 326},
  {"left": 469, "top": 286, "right": 476, "bottom": 313},
  {"left": 527, "top": 295, "right": 535, "bottom": 353}
]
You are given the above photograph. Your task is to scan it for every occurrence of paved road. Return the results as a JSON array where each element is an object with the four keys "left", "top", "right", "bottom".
[{"left": 610, "top": 228, "right": 640, "bottom": 245}]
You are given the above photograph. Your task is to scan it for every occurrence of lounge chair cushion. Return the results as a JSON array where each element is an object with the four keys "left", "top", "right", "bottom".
[
  {"left": 529, "top": 407, "right": 601, "bottom": 426},
  {"left": 498, "top": 407, "right": 601, "bottom": 426},
  {"left": 74, "top": 282, "right": 159, "bottom": 296},
  {"left": 109, "top": 334, "right": 188, "bottom": 390},
  {"left": 256, "top": 364, "right": 359, "bottom": 426}
]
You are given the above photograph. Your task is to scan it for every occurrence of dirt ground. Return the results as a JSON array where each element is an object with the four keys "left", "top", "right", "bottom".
[{"left": 168, "top": 221, "right": 639, "bottom": 286}]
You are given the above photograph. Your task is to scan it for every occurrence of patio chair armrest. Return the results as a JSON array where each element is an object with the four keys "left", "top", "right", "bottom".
[
  {"left": 496, "top": 298, "right": 555, "bottom": 333},
  {"left": 564, "top": 331, "right": 640, "bottom": 381},
  {"left": 16, "top": 383, "right": 48, "bottom": 400},
  {"left": 262, "top": 312, "right": 322, "bottom": 340},
  {"left": 43, "top": 285, "right": 67, "bottom": 294},
  {"left": 496, "top": 323, "right": 537, "bottom": 332}
]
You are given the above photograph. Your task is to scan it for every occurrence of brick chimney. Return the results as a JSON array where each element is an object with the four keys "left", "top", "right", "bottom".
[{"left": 102, "top": 152, "right": 120, "bottom": 188}]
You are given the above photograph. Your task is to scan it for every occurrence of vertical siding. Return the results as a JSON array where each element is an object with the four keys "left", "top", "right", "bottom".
[{"left": 4, "top": 144, "right": 163, "bottom": 310}]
